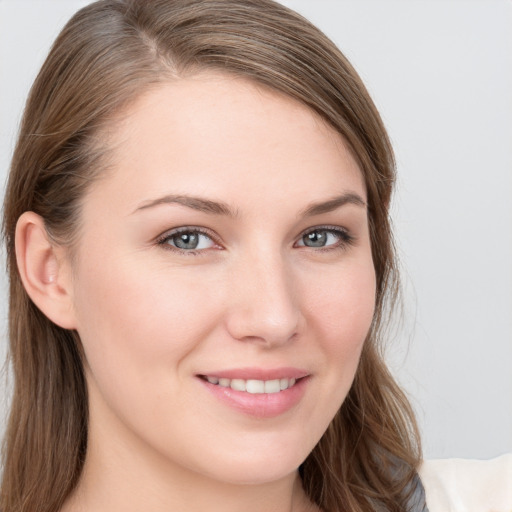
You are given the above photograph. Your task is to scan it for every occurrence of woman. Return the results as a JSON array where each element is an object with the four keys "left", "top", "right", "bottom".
[{"left": 0, "top": 1, "right": 509, "bottom": 512}]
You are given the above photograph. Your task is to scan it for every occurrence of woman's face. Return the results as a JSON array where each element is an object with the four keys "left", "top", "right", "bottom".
[{"left": 69, "top": 73, "right": 376, "bottom": 485}]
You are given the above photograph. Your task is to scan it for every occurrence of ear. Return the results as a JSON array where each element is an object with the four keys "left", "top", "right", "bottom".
[{"left": 15, "top": 211, "right": 77, "bottom": 330}]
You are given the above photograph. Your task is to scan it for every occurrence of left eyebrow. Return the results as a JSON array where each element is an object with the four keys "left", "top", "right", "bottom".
[
  {"left": 299, "top": 192, "right": 367, "bottom": 217},
  {"left": 132, "top": 194, "right": 239, "bottom": 217}
]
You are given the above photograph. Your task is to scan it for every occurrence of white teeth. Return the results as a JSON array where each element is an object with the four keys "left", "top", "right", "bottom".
[
  {"left": 204, "top": 376, "right": 299, "bottom": 394},
  {"left": 246, "top": 379, "right": 265, "bottom": 394},
  {"left": 264, "top": 379, "right": 281, "bottom": 393},
  {"left": 230, "top": 379, "right": 246, "bottom": 392}
]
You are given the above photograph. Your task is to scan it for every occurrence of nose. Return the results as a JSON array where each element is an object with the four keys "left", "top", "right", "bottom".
[{"left": 224, "top": 250, "right": 303, "bottom": 347}]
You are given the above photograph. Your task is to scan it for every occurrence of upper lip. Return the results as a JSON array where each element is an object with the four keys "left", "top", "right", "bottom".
[{"left": 197, "top": 367, "right": 309, "bottom": 381}]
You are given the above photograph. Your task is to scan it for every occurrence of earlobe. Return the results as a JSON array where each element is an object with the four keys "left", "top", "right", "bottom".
[{"left": 15, "top": 211, "right": 78, "bottom": 330}]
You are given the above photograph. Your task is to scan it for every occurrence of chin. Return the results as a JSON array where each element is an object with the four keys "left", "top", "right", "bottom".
[
  {"left": 201, "top": 459, "right": 301, "bottom": 486},
  {"left": 186, "top": 430, "right": 315, "bottom": 486}
]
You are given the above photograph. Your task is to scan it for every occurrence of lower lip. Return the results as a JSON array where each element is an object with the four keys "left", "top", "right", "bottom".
[{"left": 198, "top": 377, "right": 309, "bottom": 418}]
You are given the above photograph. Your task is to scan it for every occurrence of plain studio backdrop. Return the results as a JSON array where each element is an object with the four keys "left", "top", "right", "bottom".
[{"left": 0, "top": 0, "right": 511, "bottom": 461}]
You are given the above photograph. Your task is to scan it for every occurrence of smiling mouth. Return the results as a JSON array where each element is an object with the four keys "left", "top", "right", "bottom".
[{"left": 199, "top": 375, "right": 300, "bottom": 394}]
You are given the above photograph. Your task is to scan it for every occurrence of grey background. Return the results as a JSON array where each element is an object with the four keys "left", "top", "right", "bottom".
[{"left": 1, "top": 0, "right": 511, "bottom": 460}]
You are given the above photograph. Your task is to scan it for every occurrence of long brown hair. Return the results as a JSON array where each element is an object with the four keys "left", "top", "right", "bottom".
[{"left": 1, "top": 1, "right": 421, "bottom": 511}]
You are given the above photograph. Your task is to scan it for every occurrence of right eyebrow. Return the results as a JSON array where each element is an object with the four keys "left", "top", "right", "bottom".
[
  {"left": 299, "top": 192, "right": 367, "bottom": 217},
  {"left": 132, "top": 194, "right": 239, "bottom": 217}
]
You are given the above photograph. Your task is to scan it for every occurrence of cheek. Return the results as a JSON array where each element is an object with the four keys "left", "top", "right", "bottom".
[
  {"left": 305, "top": 258, "right": 376, "bottom": 348},
  {"left": 72, "top": 256, "right": 222, "bottom": 396},
  {"left": 303, "top": 257, "right": 376, "bottom": 395}
]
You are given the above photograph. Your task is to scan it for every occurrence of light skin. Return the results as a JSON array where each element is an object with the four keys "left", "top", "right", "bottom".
[{"left": 16, "top": 73, "right": 376, "bottom": 512}]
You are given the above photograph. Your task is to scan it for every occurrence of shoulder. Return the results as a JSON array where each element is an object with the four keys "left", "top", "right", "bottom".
[{"left": 418, "top": 453, "right": 512, "bottom": 512}]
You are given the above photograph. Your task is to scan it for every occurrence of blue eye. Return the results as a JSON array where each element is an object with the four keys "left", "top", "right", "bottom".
[
  {"left": 158, "top": 228, "right": 216, "bottom": 253},
  {"left": 296, "top": 227, "right": 353, "bottom": 249}
]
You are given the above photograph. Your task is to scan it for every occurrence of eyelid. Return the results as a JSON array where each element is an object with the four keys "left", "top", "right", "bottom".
[
  {"left": 155, "top": 226, "right": 222, "bottom": 256},
  {"left": 294, "top": 225, "right": 355, "bottom": 250}
]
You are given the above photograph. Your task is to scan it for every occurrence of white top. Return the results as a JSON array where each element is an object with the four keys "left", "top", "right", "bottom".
[{"left": 419, "top": 453, "right": 512, "bottom": 512}]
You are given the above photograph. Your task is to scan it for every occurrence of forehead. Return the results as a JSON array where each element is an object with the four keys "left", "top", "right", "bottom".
[{"left": 91, "top": 72, "right": 365, "bottom": 214}]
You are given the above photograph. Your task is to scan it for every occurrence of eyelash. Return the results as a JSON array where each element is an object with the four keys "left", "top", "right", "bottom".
[
  {"left": 298, "top": 225, "right": 355, "bottom": 253},
  {"left": 156, "top": 227, "right": 217, "bottom": 257},
  {"left": 156, "top": 225, "right": 355, "bottom": 257}
]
